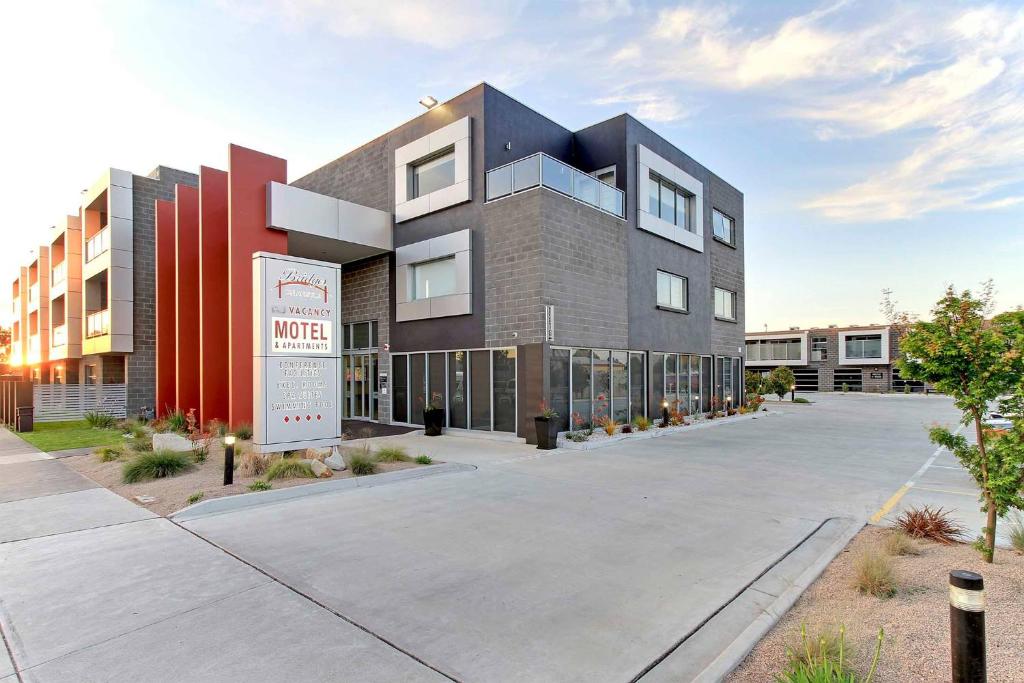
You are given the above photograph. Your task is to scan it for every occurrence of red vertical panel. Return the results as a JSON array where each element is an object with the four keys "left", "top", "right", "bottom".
[
  {"left": 199, "top": 166, "right": 230, "bottom": 425},
  {"left": 175, "top": 185, "right": 201, "bottom": 417},
  {"left": 227, "top": 145, "right": 287, "bottom": 429},
  {"left": 154, "top": 200, "right": 177, "bottom": 416}
]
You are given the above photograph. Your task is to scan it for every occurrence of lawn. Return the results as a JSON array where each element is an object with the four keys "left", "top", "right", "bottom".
[{"left": 15, "top": 420, "right": 127, "bottom": 453}]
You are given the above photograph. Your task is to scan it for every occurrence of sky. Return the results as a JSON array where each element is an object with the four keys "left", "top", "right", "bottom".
[{"left": 1, "top": 0, "right": 1021, "bottom": 332}]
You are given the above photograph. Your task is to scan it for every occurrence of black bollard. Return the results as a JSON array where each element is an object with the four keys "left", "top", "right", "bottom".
[
  {"left": 223, "top": 435, "right": 236, "bottom": 486},
  {"left": 661, "top": 401, "right": 669, "bottom": 427},
  {"left": 950, "top": 569, "right": 986, "bottom": 683}
]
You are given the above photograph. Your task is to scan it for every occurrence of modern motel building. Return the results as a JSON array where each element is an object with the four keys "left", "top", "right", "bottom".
[
  {"left": 744, "top": 324, "right": 924, "bottom": 393},
  {"left": 6, "top": 83, "right": 746, "bottom": 441}
]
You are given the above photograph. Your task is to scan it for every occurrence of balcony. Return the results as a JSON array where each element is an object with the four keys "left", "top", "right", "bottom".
[
  {"left": 11, "top": 296, "right": 19, "bottom": 315},
  {"left": 52, "top": 323, "right": 67, "bottom": 348},
  {"left": 28, "top": 283, "right": 39, "bottom": 305},
  {"left": 86, "top": 309, "right": 110, "bottom": 338},
  {"left": 51, "top": 261, "right": 67, "bottom": 287},
  {"left": 11, "top": 341, "right": 21, "bottom": 365},
  {"left": 485, "top": 153, "right": 625, "bottom": 218},
  {"left": 86, "top": 226, "right": 110, "bottom": 263},
  {"left": 28, "top": 334, "right": 40, "bottom": 360}
]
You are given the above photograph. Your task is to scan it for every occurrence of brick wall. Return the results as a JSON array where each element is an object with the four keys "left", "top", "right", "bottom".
[
  {"left": 341, "top": 255, "right": 391, "bottom": 422},
  {"left": 127, "top": 167, "right": 197, "bottom": 414},
  {"left": 708, "top": 175, "right": 745, "bottom": 359},
  {"left": 292, "top": 141, "right": 391, "bottom": 212}
]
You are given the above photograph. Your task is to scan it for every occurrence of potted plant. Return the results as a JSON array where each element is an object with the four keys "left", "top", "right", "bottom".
[
  {"left": 534, "top": 402, "right": 559, "bottom": 450},
  {"left": 423, "top": 392, "right": 445, "bottom": 436}
]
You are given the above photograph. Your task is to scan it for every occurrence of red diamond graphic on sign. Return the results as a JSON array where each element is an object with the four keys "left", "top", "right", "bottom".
[
  {"left": 306, "top": 415, "right": 312, "bottom": 421},
  {"left": 316, "top": 414, "right": 322, "bottom": 421},
  {"left": 284, "top": 416, "right": 289, "bottom": 423}
]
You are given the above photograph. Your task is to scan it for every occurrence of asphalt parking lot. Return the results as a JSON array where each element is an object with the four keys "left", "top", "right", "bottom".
[{"left": 1, "top": 393, "right": 976, "bottom": 682}]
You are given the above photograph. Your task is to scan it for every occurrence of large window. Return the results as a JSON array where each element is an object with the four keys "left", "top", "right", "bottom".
[
  {"left": 343, "top": 321, "right": 378, "bottom": 350},
  {"left": 648, "top": 173, "right": 695, "bottom": 233},
  {"left": 653, "top": 352, "right": 706, "bottom": 416},
  {"left": 714, "top": 287, "right": 736, "bottom": 321},
  {"left": 712, "top": 209, "right": 734, "bottom": 244},
  {"left": 657, "top": 271, "right": 687, "bottom": 311},
  {"left": 845, "top": 335, "right": 882, "bottom": 359},
  {"left": 410, "top": 257, "right": 456, "bottom": 301},
  {"left": 411, "top": 149, "right": 455, "bottom": 199},
  {"left": 745, "top": 338, "right": 802, "bottom": 362},
  {"left": 557, "top": 347, "right": 645, "bottom": 428}
]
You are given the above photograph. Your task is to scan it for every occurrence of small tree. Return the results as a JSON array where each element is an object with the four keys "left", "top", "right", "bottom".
[
  {"left": 891, "top": 284, "right": 1022, "bottom": 562},
  {"left": 744, "top": 370, "right": 764, "bottom": 396},
  {"left": 768, "top": 366, "right": 795, "bottom": 401}
]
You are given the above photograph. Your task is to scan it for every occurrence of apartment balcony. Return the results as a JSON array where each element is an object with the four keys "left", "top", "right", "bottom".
[
  {"left": 485, "top": 153, "right": 625, "bottom": 218},
  {"left": 85, "top": 225, "right": 110, "bottom": 264},
  {"left": 11, "top": 296, "right": 19, "bottom": 316},
  {"left": 28, "top": 334, "right": 41, "bottom": 363},
  {"left": 27, "top": 283, "right": 39, "bottom": 311},
  {"left": 52, "top": 323, "right": 67, "bottom": 348},
  {"left": 51, "top": 261, "right": 66, "bottom": 287},
  {"left": 86, "top": 309, "right": 110, "bottom": 339}
]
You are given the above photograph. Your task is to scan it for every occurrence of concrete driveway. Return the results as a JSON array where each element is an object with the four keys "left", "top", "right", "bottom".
[{"left": 1, "top": 394, "right": 970, "bottom": 682}]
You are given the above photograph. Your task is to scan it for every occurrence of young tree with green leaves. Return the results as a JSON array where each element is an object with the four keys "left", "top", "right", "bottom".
[
  {"left": 888, "top": 284, "right": 1023, "bottom": 562},
  {"left": 768, "top": 366, "right": 795, "bottom": 401}
]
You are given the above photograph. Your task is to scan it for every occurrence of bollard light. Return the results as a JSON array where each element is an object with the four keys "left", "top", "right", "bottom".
[
  {"left": 949, "top": 569, "right": 985, "bottom": 683},
  {"left": 661, "top": 400, "right": 669, "bottom": 427},
  {"left": 223, "top": 435, "right": 236, "bottom": 486},
  {"left": 791, "top": 384, "right": 797, "bottom": 402}
]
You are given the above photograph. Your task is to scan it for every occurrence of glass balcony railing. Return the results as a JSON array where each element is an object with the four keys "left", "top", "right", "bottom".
[
  {"left": 86, "top": 226, "right": 110, "bottom": 263},
  {"left": 51, "top": 261, "right": 67, "bottom": 286},
  {"left": 28, "top": 334, "right": 40, "bottom": 358},
  {"left": 485, "top": 153, "right": 625, "bottom": 218},
  {"left": 52, "top": 324, "right": 67, "bottom": 348},
  {"left": 28, "top": 283, "right": 38, "bottom": 304},
  {"left": 86, "top": 309, "right": 110, "bottom": 338}
]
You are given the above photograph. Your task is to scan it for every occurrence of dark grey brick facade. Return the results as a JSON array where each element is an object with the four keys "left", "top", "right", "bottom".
[
  {"left": 340, "top": 255, "right": 391, "bottom": 422},
  {"left": 127, "top": 166, "right": 197, "bottom": 415}
]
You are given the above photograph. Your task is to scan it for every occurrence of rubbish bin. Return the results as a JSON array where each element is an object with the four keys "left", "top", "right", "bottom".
[{"left": 16, "top": 406, "right": 33, "bottom": 433}]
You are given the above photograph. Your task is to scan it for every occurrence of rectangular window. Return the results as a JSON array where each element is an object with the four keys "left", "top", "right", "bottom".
[
  {"left": 549, "top": 348, "right": 570, "bottom": 432},
  {"left": 411, "top": 149, "right": 455, "bottom": 199},
  {"left": 811, "top": 336, "right": 827, "bottom": 361},
  {"left": 845, "top": 335, "right": 883, "bottom": 359},
  {"left": 571, "top": 349, "right": 593, "bottom": 427},
  {"left": 611, "top": 351, "right": 628, "bottom": 423},
  {"left": 649, "top": 172, "right": 696, "bottom": 233},
  {"left": 410, "top": 257, "right": 456, "bottom": 301},
  {"left": 656, "top": 271, "right": 687, "bottom": 311},
  {"left": 393, "top": 355, "right": 408, "bottom": 423},
  {"left": 629, "top": 352, "right": 645, "bottom": 422},
  {"left": 492, "top": 349, "right": 517, "bottom": 433},
  {"left": 409, "top": 353, "right": 426, "bottom": 425},
  {"left": 592, "top": 349, "right": 611, "bottom": 422},
  {"left": 652, "top": 352, "right": 665, "bottom": 407},
  {"left": 713, "top": 209, "right": 734, "bottom": 244},
  {"left": 470, "top": 350, "right": 491, "bottom": 430},
  {"left": 714, "top": 287, "right": 736, "bottom": 321},
  {"left": 84, "top": 364, "right": 97, "bottom": 385},
  {"left": 448, "top": 351, "right": 467, "bottom": 429}
]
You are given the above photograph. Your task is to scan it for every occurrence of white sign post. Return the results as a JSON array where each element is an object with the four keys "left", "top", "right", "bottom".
[{"left": 252, "top": 252, "right": 342, "bottom": 453}]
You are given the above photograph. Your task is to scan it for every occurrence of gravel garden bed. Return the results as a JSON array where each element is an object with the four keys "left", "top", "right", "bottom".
[{"left": 556, "top": 409, "right": 771, "bottom": 450}]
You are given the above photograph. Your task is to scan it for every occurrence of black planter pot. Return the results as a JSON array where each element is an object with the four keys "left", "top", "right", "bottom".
[
  {"left": 534, "top": 417, "right": 559, "bottom": 450},
  {"left": 423, "top": 408, "right": 445, "bottom": 436}
]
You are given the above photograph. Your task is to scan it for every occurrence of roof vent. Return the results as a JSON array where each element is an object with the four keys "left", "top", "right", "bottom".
[
  {"left": 828, "top": 324, "right": 838, "bottom": 328},
  {"left": 788, "top": 326, "right": 800, "bottom": 331}
]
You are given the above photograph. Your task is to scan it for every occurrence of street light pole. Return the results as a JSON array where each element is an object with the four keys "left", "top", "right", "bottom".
[{"left": 223, "top": 435, "right": 236, "bottom": 486}]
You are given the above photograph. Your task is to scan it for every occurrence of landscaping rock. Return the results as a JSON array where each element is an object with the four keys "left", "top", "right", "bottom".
[
  {"left": 134, "top": 495, "right": 157, "bottom": 504},
  {"left": 304, "top": 447, "right": 331, "bottom": 462},
  {"left": 310, "top": 460, "right": 332, "bottom": 478},
  {"left": 325, "top": 450, "right": 347, "bottom": 471},
  {"left": 152, "top": 432, "right": 192, "bottom": 452}
]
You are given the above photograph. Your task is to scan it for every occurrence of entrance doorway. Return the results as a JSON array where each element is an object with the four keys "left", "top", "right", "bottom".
[{"left": 343, "top": 353, "right": 378, "bottom": 420}]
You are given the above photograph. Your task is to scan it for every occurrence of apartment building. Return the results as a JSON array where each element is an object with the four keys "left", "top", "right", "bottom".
[
  {"left": 7, "top": 166, "right": 197, "bottom": 415},
  {"left": 10, "top": 83, "right": 745, "bottom": 441},
  {"left": 744, "top": 324, "right": 923, "bottom": 393}
]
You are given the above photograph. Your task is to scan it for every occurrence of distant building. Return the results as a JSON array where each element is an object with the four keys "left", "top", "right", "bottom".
[{"left": 744, "top": 324, "right": 924, "bottom": 393}]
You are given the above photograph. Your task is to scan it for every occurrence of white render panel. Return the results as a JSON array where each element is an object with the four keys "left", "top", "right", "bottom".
[
  {"left": 396, "top": 299, "right": 431, "bottom": 322},
  {"left": 453, "top": 138, "right": 471, "bottom": 184},
  {"left": 82, "top": 251, "right": 109, "bottom": 282},
  {"left": 638, "top": 211, "right": 704, "bottom": 253},
  {"left": 454, "top": 250, "right": 472, "bottom": 292},
  {"left": 636, "top": 145, "right": 705, "bottom": 253},
  {"left": 838, "top": 328, "right": 890, "bottom": 366},
  {"left": 395, "top": 265, "right": 410, "bottom": 304},
  {"left": 395, "top": 168, "right": 408, "bottom": 204},
  {"left": 110, "top": 299, "right": 134, "bottom": 336},
  {"left": 109, "top": 168, "right": 133, "bottom": 189},
  {"left": 392, "top": 229, "right": 472, "bottom": 321},
  {"left": 428, "top": 293, "right": 472, "bottom": 318},
  {"left": 428, "top": 228, "right": 471, "bottom": 258},
  {"left": 427, "top": 180, "right": 470, "bottom": 214},
  {"left": 267, "top": 182, "right": 339, "bottom": 239},
  {"left": 394, "top": 136, "right": 431, "bottom": 168},
  {"left": 394, "top": 117, "right": 472, "bottom": 223},
  {"left": 427, "top": 117, "right": 470, "bottom": 152},
  {"left": 109, "top": 266, "right": 133, "bottom": 302},
  {"left": 395, "top": 240, "right": 431, "bottom": 267},
  {"left": 337, "top": 200, "right": 392, "bottom": 251},
  {"left": 108, "top": 185, "right": 134, "bottom": 221},
  {"left": 395, "top": 195, "right": 430, "bottom": 223}
]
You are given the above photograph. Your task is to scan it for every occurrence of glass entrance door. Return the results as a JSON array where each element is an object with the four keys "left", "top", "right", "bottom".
[{"left": 343, "top": 353, "right": 378, "bottom": 420}]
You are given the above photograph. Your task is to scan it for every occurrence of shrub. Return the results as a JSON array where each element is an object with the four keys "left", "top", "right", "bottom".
[
  {"left": 127, "top": 421, "right": 148, "bottom": 440},
  {"left": 842, "top": 382, "right": 849, "bottom": 393},
  {"left": 85, "top": 411, "right": 118, "bottom": 429},
  {"left": 186, "top": 491, "right": 204, "bottom": 505},
  {"left": 883, "top": 529, "right": 921, "bottom": 556},
  {"left": 621, "top": 424, "right": 633, "bottom": 434},
  {"left": 191, "top": 443, "right": 209, "bottom": 464},
  {"left": 565, "top": 430, "right": 589, "bottom": 442},
  {"left": 894, "top": 505, "right": 966, "bottom": 544},
  {"left": 265, "top": 458, "right": 315, "bottom": 481},
  {"left": 166, "top": 410, "right": 187, "bottom": 434},
  {"left": 234, "top": 422, "right": 253, "bottom": 440},
  {"left": 122, "top": 450, "right": 192, "bottom": 483},
  {"left": 95, "top": 445, "right": 123, "bottom": 462},
  {"left": 129, "top": 436, "right": 153, "bottom": 453},
  {"left": 376, "top": 445, "right": 410, "bottom": 462},
  {"left": 415, "top": 455, "right": 433, "bottom": 465},
  {"left": 248, "top": 480, "right": 272, "bottom": 492},
  {"left": 778, "top": 624, "right": 883, "bottom": 683},
  {"left": 150, "top": 418, "right": 169, "bottom": 433},
  {"left": 852, "top": 550, "right": 897, "bottom": 598},
  {"left": 633, "top": 415, "right": 651, "bottom": 432},
  {"left": 1008, "top": 513, "right": 1024, "bottom": 553},
  {"left": 793, "top": 397, "right": 811, "bottom": 404},
  {"left": 346, "top": 447, "right": 377, "bottom": 476},
  {"left": 206, "top": 419, "right": 228, "bottom": 437}
]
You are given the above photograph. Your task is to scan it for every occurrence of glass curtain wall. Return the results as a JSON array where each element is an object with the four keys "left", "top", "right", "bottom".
[
  {"left": 556, "top": 347, "right": 646, "bottom": 428},
  {"left": 651, "top": 352, "right": 706, "bottom": 416},
  {"left": 448, "top": 351, "right": 468, "bottom": 429},
  {"left": 550, "top": 348, "right": 570, "bottom": 432}
]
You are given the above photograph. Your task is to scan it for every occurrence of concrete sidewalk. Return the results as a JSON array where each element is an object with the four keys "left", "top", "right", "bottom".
[{"left": 0, "top": 429, "right": 452, "bottom": 682}]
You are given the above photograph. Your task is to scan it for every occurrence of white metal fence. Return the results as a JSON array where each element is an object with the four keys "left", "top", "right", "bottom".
[{"left": 33, "top": 384, "right": 127, "bottom": 422}]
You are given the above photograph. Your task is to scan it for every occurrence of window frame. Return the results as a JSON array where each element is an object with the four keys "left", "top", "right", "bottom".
[
  {"left": 656, "top": 270, "right": 688, "bottom": 312},
  {"left": 712, "top": 208, "right": 735, "bottom": 245},
  {"left": 714, "top": 287, "right": 737, "bottom": 322},
  {"left": 649, "top": 171, "right": 696, "bottom": 234},
  {"left": 410, "top": 147, "right": 456, "bottom": 200},
  {"left": 408, "top": 255, "right": 458, "bottom": 302}
]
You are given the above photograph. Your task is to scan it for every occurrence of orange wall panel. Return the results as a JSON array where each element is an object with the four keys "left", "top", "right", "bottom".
[
  {"left": 198, "top": 167, "right": 230, "bottom": 425},
  {"left": 227, "top": 145, "right": 287, "bottom": 428},
  {"left": 175, "top": 185, "right": 201, "bottom": 417},
  {"left": 154, "top": 200, "right": 176, "bottom": 415}
]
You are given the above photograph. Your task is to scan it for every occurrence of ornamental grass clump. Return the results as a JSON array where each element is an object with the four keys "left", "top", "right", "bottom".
[
  {"left": 894, "top": 505, "right": 965, "bottom": 544},
  {"left": 234, "top": 422, "right": 253, "bottom": 440},
  {"left": 85, "top": 411, "right": 118, "bottom": 429},
  {"left": 122, "top": 450, "right": 192, "bottom": 484},
  {"left": 264, "top": 458, "right": 315, "bottom": 481},
  {"left": 883, "top": 529, "right": 921, "bottom": 557},
  {"left": 598, "top": 416, "right": 618, "bottom": 436},
  {"left": 95, "top": 445, "right": 123, "bottom": 463},
  {"left": 633, "top": 415, "right": 651, "bottom": 432},
  {"left": 777, "top": 624, "right": 883, "bottom": 683},
  {"left": 415, "top": 455, "right": 433, "bottom": 465},
  {"left": 1007, "top": 513, "right": 1024, "bottom": 553},
  {"left": 852, "top": 550, "right": 897, "bottom": 598},
  {"left": 248, "top": 480, "right": 272, "bottom": 492},
  {"left": 347, "top": 447, "right": 377, "bottom": 476},
  {"left": 375, "top": 445, "right": 411, "bottom": 462}
]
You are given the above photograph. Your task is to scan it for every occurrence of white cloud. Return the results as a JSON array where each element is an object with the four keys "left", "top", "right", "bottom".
[
  {"left": 577, "top": 0, "right": 634, "bottom": 23},
  {"left": 593, "top": 92, "right": 692, "bottom": 123}
]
